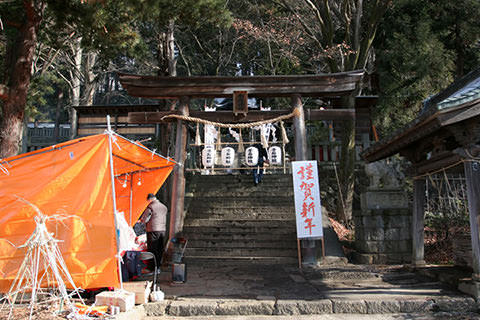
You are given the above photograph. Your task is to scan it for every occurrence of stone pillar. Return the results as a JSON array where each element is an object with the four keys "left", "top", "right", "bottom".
[
  {"left": 412, "top": 178, "right": 426, "bottom": 266},
  {"left": 354, "top": 188, "right": 411, "bottom": 264},
  {"left": 464, "top": 160, "right": 480, "bottom": 279},
  {"left": 169, "top": 96, "right": 189, "bottom": 238}
]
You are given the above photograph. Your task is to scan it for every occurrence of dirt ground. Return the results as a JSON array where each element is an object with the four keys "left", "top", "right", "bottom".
[{"left": 0, "top": 304, "right": 68, "bottom": 320}]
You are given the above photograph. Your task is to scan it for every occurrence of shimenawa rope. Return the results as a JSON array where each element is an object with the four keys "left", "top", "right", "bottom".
[{"left": 160, "top": 108, "right": 301, "bottom": 129}]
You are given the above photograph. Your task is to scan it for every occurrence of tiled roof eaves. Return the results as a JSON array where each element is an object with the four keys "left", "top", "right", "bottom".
[{"left": 437, "top": 87, "right": 480, "bottom": 110}]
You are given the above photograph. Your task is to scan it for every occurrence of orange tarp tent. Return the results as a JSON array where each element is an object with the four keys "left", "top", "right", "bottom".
[{"left": 0, "top": 132, "right": 175, "bottom": 292}]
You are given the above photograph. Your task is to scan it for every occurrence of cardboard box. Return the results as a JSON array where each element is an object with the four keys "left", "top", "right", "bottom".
[
  {"left": 95, "top": 290, "right": 135, "bottom": 312},
  {"left": 122, "top": 281, "right": 152, "bottom": 304}
]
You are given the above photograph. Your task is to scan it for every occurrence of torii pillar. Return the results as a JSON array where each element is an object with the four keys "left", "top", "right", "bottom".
[
  {"left": 169, "top": 96, "right": 189, "bottom": 238},
  {"left": 291, "top": 94, "right": 317, "bottom": 264}
]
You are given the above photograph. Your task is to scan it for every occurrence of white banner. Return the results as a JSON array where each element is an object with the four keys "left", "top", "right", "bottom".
[{"left": 292, "top": 161, "right": 323, "bottom": 239}]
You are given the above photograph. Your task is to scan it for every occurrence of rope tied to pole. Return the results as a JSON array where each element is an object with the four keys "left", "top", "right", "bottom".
[{"left": 160, "top": 108, "right": 301, "bottom": 129}]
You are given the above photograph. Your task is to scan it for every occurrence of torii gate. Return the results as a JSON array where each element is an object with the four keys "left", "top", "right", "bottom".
[{"left": 118, "top": 71, "right": 365, "bottom": 241}]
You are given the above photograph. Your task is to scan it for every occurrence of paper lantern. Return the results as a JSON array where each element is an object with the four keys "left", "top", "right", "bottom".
[
  {"left": 202, "top": 146, "right": 215, "bottom": 168},
  {"left": 268, "top": 146, "right": 282, "bottom": 165},
  {"left": 245, "top": 146, "right": 259, "bottom": 166},
  {"left": 221, "top": 147, "right": 235, "bottom": 166}
]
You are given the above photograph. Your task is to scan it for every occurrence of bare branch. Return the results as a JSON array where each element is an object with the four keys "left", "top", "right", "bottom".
[
  {"left": 303, "top": 0, "right": 326, "bottom": 30},
  {"left": 191, "top": 31, "right": 215, "bottom": 62},
  {"left": 55, "top": 69, "right": 74, "bottom": 91},
  {"left": 175, "top": 40, "right": 192, "bottom": 76},
  {"left": 278, "top": 0, "right": 324, "bottom": 48}
]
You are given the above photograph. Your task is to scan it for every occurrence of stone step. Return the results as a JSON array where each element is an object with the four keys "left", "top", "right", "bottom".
[
  {"left": 188, "top": 174, "right": 293, "bottom": 183},
  {"left": 186, "top": 188, "right": 295, "bottom": 197},
  {"left": 186, "top": 206, "right": 294, "bottom": 215},
  {"left": 188, "top": 239, "right": 297, "bottom": 249},
  {"left": 184, "top": 247, "right": 298, "bottom": 257},
  {"left": 183, "top": 225, "right": 296, "bottom": 234},
  {"left": 185, "top": 197, "right": 294, "bottom": 208},
  {"left": 187, "top": 176, "right": 293, "bottom": 189},
  {"left": 183, "top": 219, "right": 296, "bottom": 228},
  {"left": 184, "top": 256, "right": 298, "bottom": 265},
  {"left": 186, "top": 211, "right": 295, "bottom": 220},
  {"left": 185, "top": 232, "right": 296, "bottom": 241},
  {"left": 182, "top": 173, "right": 300, "bottom": 265}
]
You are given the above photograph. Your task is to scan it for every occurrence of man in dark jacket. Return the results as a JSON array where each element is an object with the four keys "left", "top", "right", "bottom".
[
  {"left": 141, "top": 193, "right": 168, "bottom": 270},
  {"left": 252, "top": 143, "right": 269, "bottom": 186}
]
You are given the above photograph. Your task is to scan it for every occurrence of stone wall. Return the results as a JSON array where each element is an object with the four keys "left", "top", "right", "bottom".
[{"left": 353, "top": 189, "right": 412, "bottom": 264}]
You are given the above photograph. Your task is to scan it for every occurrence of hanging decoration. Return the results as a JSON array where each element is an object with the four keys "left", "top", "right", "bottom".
[
  {"left": 270, "top": 124, "right": 278, "bottom": 143},
  {"left": 280, "top": 121, "right": 289, "bottom": 144},
  {"left": 202, "top": 146, "right": 215, "bottom": 168},
  {"left": 166, "top": 103, "right": 297, "bottom": 172},
  {"left": 194, "top": 123, "right": 202, "bottom": 146},
  {"left": 238, "top": 128, "right": 244, "bottom": 153},
  {"left": 268, "top": 146, "right": 282, "bottom": 165},
  {"left": 260, "top": 126, "right": 268, "bottom": 149},
  {"left": 216, "top": 128, "right": 222, "bottom": 151},
  {"left": 245, "top": 146, "right": 259, "bottom": 166},
  {"left": 228, "top": 128, "right": 240, "bottom": 142},
  {"left": 260, "top": 103, "right": 271, "bottom": 149},
  {"left": 221, "top": 147, "right": 235, "bottom": 166},
  {"left": 204, "top": 104, "right": 217, "bottom": 160}
]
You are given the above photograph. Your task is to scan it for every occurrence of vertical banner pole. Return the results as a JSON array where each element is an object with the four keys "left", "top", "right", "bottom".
[
  {"left": 297, "top": 238, "right": 302, "bottom": 269},
  {"left": 107, "top": 115, "right": 123, "bottom": 289}
]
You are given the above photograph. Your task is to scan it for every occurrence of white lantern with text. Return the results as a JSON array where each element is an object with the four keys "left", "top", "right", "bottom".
[
  {"left": 221, "top": 147, "right": 235, "bottom": 166},
  {"left": 245, "top": 146, "right": 259, "bottom": 166},
  {"left": 202, "top": 146, "right": 215, "bottom": 168},
  {"left": 268, "top": 146, "right": 282, "bottom": 165}
]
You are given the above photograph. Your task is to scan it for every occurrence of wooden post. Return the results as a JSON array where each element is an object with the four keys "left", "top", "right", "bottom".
[
  {"left": 412, "top": 178, "right": 426, "bottom": 266},
  {"left": 169, "top": 96, "right": 189, "bottom": 238},
  {"left": 464, "top": 160, "right": 480, "bottom": 280},
  {"left": 292, "top": 95, "right": 307, "bottom": 161}
]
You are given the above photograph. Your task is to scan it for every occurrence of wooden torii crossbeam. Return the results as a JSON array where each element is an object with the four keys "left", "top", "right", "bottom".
[{"left": 118, "top": 71, "right": 364, "bottom": 99}]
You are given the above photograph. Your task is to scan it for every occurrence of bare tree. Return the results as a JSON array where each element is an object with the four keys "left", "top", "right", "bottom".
[
  {"left": 281, "top": 0, "right": 391, "bottom": 222},
  {"left": 0, "top": 1, "right": 45, "bottom": 158}
]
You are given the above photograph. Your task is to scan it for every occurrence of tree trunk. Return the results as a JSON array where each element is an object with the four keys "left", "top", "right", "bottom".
[
  {"left": 69, "top": 37, "right": 82, "bottom": 139},
  {"left": 335, "top": 93, "right": 356, "bottom": 223},
  {"left": 0, "top": 1, "right": 43, "bottom": 158},
  {"left": 157, "top": 20, "right": 177, "bottom": 209},
  {"left": 82, "top": 51, "right": 98, "bottom": 105},
  {"left": 167, "top": 20, "right": 177, "bottom": 77},
  {"left": 54, "top": 90, "right": 63, "bottom": 142}
]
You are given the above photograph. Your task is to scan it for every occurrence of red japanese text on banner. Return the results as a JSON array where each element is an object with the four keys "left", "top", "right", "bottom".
[{"left": 291, "top": 161, "right": 323, "bottom": 239}]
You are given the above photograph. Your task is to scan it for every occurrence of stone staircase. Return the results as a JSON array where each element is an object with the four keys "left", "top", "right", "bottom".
[{"left": 182, "top": 173, "right": 298, "bottom": 263}]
